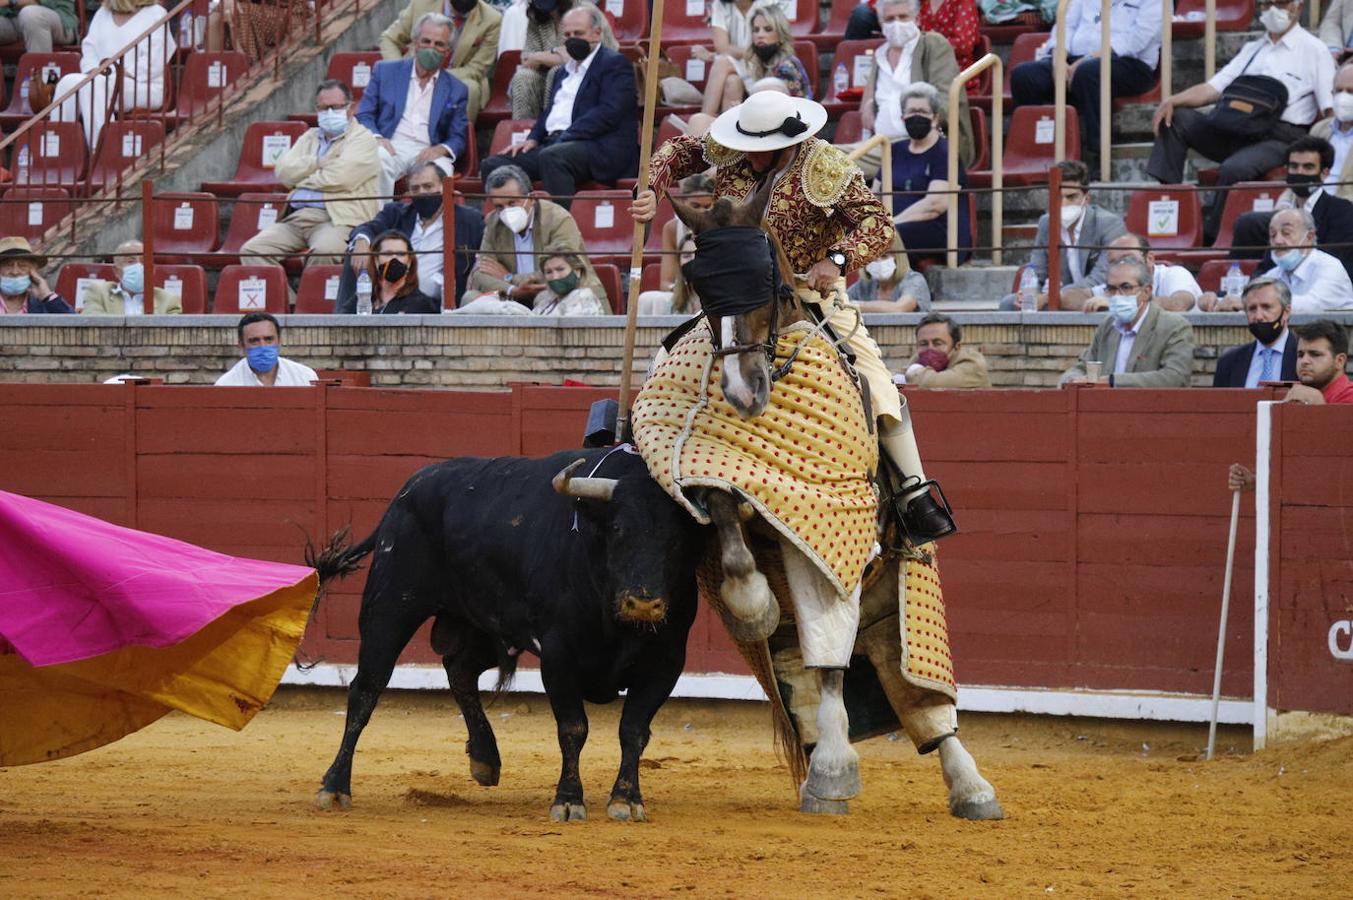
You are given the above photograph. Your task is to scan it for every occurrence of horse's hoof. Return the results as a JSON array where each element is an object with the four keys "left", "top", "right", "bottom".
[
  {"left": 803, "top": 759, "right": 861, "bottom": 801},
  {"left": 720, "top": 589, "right": 780, "bottom": 643},
  {"left": 607, "top": 798, "right": 647, "bottom": 822},
  {"left": 549, "top": 801, "right": 587, "bottom": 822},
  {"left": 950, "top": 794, "right": 1005, "bottom": 821},
  {"left": 799, "top": 785, "right": 849, "bottom": 815},
  {"left": 315, "top": 789, "right": 351, "bottom": 811},
  {"left": 470, "top": 758, "right": 500, "bottom": 787}
]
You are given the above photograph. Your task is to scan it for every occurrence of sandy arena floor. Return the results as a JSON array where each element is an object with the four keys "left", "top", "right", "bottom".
[{"left": 2, "top": 688, "right": 1350, "bottom": 898}]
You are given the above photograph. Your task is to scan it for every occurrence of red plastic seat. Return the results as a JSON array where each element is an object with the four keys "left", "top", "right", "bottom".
[
  {"left": 199, "top": 120, "right": 308, "bottom": 197},
  {"left": 1195, "top": 258, "right": 1261, "bottom": 294},
  {"left": 0, "top": 52, "right": 80, "bottom": 129},
  {"left": 834, "top": 109, "right": 863, "bottom": 145},
  {"left": 479, "top": 50, "right": 520, "bottom": 122},
  {"left": 609, "top": 0, "right": 650, "bottom": 43},
  {"left": 969, "top": 105, "right": 989, "bottom": 173},
  {"left": 456, "top": 120, "right": 478, "bottom": 176},
  {"left": 295, "top": 264, "right": 343, "bottom": 314},
  {"left": 571, "top": 190, "right": 634, "bottom": 257},
  {"left": 1125, "top": 186, "right": 1203, "bottom": 252},
  {"left": 488, "top": 118, "right": 536, "bottom": 156},
  {"left": 970, "top": 34, "right": 993, "bottom": 96},
  {"left": 327, "top": 51, "right": 381, "bottom": 102},
  {"left": 810, "top": 0, "right": 859, "bottom": 48},
  {"left": 592, "top": 262, "right": 623, "bottom": 313},
  {"left": 0, "top": 187, "right": 71, "bottom": 243},
  {"left": 973, "top": 105, "right": 1079, "bottom": 188},
  {"left": 664, "top": 45, "right": 711, "bottom": 97},
  {"left": 655, "top": 0, "right": 714, "bottom": 44},
  {"left": 640, "top": 261, "right": 662, "bottom": 292},
  {"left": 175, "top": 51, "right": 249, "bottom": 121},
  {"left": 1169, "top": 182, "right": 1283, "bottom": 266},
  {"left": 86, "top": 120, "right": 166, "bottom": 194},
  {"left": 655, "top": 116, "right": 683, "bottom": 147},
  {"left": 823, "top": 40, "right": 881, "bottom": 113},
  {"left": 154, "top": 263, "right": 208, "bottom": 313},
  {"left": 150, "top": 191, "right": 219, "bottom": 262},
  {"left": 1174, "top": 0, "right": 1254, "bottom": 37},
  {"left": 10, "top": 122, "right": 87, "bottom": 189},
  {"left": 1001, "top": 32, "right": 1047, "bottom": 108},
  {"left": 793, "top": 40, "right": 819, "bottom": 92},
  {"left": 215, "top": 192, "right": 289, "bottom": 269},
  {"left": 56, "top": 262, "right": 117, "bottom": 311},
  {"left": 213, "top": 264, "right": 290, "bottom": 314}
]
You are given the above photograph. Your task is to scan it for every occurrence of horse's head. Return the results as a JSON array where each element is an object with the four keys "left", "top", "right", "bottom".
[{"left": 671, "top": 179, "right": 793, "bottom": 420}]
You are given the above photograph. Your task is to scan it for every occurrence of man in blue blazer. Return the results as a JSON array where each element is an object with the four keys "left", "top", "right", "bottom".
[
  {"left": 335, "top": 161, "right": 485, "bottom": 312},
  {"left": 477, "top": 3, "right": 637, "bottom": 208},
  {"left": 355, "top": 12, "right": 470, "bottom": 201},
  {"left": 1212, "top": 278, "right": 1300, "bottom": 387}
]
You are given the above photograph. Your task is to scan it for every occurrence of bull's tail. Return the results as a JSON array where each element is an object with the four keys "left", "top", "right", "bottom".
[{"left": 304, "top": 524, "right": 378, "bottom": 607}]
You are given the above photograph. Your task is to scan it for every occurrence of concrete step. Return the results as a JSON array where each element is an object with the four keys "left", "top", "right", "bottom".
[{"left": 927, "top": 263, "right": 1018, "bottom": 306}]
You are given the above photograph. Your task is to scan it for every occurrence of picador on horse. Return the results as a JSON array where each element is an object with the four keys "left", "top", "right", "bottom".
[{"left": 629, "top": 90, "right": 1003, "bottom": 818}]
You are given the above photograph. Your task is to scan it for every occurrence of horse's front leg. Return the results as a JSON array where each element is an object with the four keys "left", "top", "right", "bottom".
[{"left": 705, "top": 490, "right": 779, "bottom": 642}]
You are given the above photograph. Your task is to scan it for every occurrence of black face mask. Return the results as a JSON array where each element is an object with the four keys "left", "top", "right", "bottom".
[
  {"left": 1286, "top": 172, "right": 1322, "bottom": 199},
  {"left": 751, "top": 42, "right": 778, "bottom": 63},
  {"left": 1248, "top": 316, "right": 1285, "bottom": 345},
  {"left": 564, "top": 37, "right": 591, "bottom": 61},
  {"left": 382, "top": 258, "right": 409, "bottom": 284},
  {"left": 450, "top": 0, "right": 476, "bottom": 13},
  {"left": 904, "top": 114, "right": 932, "bottom": 140},
  {"left": 410, "top": 194, "right": 442, "bottom": 219}
]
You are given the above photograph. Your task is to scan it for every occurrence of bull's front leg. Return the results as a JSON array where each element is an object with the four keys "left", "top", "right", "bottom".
[
  {"left": 541, "top": 646, "right": 589, "bottom": 822},
  {"left": 606, "top": 641, "right": 687, "bottom": 822},
  {"left": 705, "top": 490, "right": 779, "bottom": 642}
]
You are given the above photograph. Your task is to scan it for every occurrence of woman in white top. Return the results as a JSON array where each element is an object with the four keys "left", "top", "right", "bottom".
[
  {"left": 54, "top": 0, "right": 175, "bottom": 148},
  {"left": 533, "top": 245, "right": 608, "bottom": 316},
  {"left": 694, "top": 0, "right": 793, "bottom": 116}
]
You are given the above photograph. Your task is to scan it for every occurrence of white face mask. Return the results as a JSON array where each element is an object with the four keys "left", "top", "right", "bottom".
[
  {"left": 865, "top": 256, "right": 897, "bottom": 280},
  {"left": 1334, "top": 90, "right": 1353, "bottom": 123},
  {"left": 499, "top": 204, "right": 530, "bottom": 234},
  {"left": 1059, "top": 201, "right": 1085, "bottom": 231},
  {"left": 1259, "top": 6, "right": 1290, "bottom": 34},
  {"left": 882, "top": 20, "right": 919, "bottom": 48}
]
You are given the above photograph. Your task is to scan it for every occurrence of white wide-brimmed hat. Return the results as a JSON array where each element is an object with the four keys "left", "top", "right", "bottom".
[{"left": 708, "top": 91, "right": 829, "bottom": 153}]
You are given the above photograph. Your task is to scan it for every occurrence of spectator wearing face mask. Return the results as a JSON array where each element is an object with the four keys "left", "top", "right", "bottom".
[
  {"left": 1060, "top": 257, "right": 1194, "bottom": 388},
  {"left": 379, "top": 0, "right": 502, "bottom": 119},
  {"left": 215, "top": 313, "right": 318, "bottom": 387},
  {"left": 366, "top": 231, "right": 441, "bottom": 314},
  {"left": 1310, "top": 63, "right": 1353, "bottom": 199},
  {"left": 1063, "top": 232, "right": 1204, "bottom": 313},
  {"left": 79, "top": 240, "right": 181, "bottom": 315},
  {"left": 886, "top": 82, "right": 971, "bottom": 268},
  {"left": 1263, "top": 207, "right": 1353, "bottom": 312},
  {"left": 1228, "top": 136, "right": 1353, "bottom": 284},
  {"left": 507, "top": 0, "right": 617, "bottom": 121},
  {"left": 1212, "top": 278, "right": 1299, "bottom": 387},
  {"left": 903, "top": 313, "right": 990, "bottom": 388},
  {"left": 847, "top": 237, "right": 932, "bottom": 312},
  {"left": 532, "top": 245, "right": 608, "bottom": 315},
  {"left": 0, "top": 237, "right": 72, "bottom": 314},
  {"left": 699, "top": 3, "right": 811, "bottom": 115}
]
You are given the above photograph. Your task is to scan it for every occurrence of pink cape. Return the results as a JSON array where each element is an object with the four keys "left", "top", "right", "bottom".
[{"left": 0, "top": 490, "right": 317, "bottom": 766}]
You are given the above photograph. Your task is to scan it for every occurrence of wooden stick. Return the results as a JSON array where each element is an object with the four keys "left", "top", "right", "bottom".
[
  {"left": 614, "top": 0, "right": 667, "bottom": 444},
  {"left": 1207, "top": 488, "right": 1243, "bottom": 761}
]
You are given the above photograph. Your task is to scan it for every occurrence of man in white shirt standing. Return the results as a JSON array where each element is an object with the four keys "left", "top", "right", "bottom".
[
  {"left": 1266, "top": 207, "right": 1353, "bottom": 312},
  {"left": 1010, "top": 0, "right": 1161, "bottom": 157},
  {"left": 1148, "top": 0, "right": 1335, "bottom": 241},
  {"left": 215, "top": 313, "right": 319, "bottom": 387}
]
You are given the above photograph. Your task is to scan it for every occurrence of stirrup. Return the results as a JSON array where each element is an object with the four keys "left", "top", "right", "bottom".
[{"left": 891, "top": 479, "right": 958, "bottom": 545}]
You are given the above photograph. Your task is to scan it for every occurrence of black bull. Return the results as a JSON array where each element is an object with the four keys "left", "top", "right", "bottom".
[{"left": 308, "top": 447, "right": 706, "bottom": 821}]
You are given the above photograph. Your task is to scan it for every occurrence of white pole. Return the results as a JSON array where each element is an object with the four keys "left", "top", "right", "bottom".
[
  {"left": 1253, "top": 401, "right": 1274, "bottom": 751},
  {"left": 1207, "top": 488, "right": 1242, "bottom": 761}
]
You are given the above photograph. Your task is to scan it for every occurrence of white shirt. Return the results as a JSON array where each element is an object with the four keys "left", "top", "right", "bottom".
[
  {"left": 872, "top": 38, "right": 918, "bottom": 141},
  {"left": 1328, "top": 121, "right": 1353, "bottom": 189},
  {"left": 409, "top": 213, "right": 445, "bottom": 292},
  {"left": 1093, "top": 263, "right": 1201, "bottom": 300},
  {"left": 1044, "top": 0, "right": 1162, "bottom": 68},
  {"left": 392, "top": 71, "right": 437, "bottom": 148},
  {"left": 215, "top": 356, "right": 319, "bottom": 386},
  {"left": 1061, "top": 222, "right": 1085, "bottom": 284},
  {"left": 709, "top": 0, "right": 793, "bottom": 48},
  {"left": 1112, "top": 305, "right": 1148, "bottom": 375},
  {"left": 1243, "top": 328, "right": 1291, "bottom": 388},
  {"left": 1207, "top": 27, "right": 1335, "bottom": 126},
  {"left": 513, "top": 225, "right": 535, "bottom": 276},
  {"left": 120, "top": 288, "right": 144, "bottom": 315},
  {"left": 1273, "top": 247, "right": 1353, "bottom": 312},
  {"left": 543, "top": 44, "right": 598, "bottom": 135}
]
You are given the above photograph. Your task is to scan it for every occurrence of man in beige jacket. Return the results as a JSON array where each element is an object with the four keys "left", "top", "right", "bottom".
[
  {"left": 79, "top": 240, "right": 181, "bottom": 315},
  {"left": 903, "top": 313, "right": 991, "bottom": 388},
  {"left": 380, "top": 0, "right": 502, "bottom": 119},
  {"left": 242, "top": 80, "right": 380, "bottom": 269}
]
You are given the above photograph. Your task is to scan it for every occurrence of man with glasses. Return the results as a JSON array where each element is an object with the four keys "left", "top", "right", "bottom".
[
  {"left": 1147, "top": 0, "right": 1334, "bottom": 243},
  {"left": 1060, "top": 257, "right": 1195, "bottom": 387},
  {"left": 357, "top": 13, "right": 471, "bottom": 201}
]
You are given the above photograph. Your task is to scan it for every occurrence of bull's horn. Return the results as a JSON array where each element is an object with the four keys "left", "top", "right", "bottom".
[{"left": 553, "top": 458, "right": 618, "bottom": 502}]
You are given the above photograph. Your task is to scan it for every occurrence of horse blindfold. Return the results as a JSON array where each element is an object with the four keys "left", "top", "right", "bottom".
[{"left": 681, "top": 226, "right": 782, "bottom": 318}]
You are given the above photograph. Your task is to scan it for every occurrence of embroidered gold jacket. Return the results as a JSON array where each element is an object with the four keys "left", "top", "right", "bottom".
[{"left": 648, "top": 134, "right": 894, "bottom": 275}]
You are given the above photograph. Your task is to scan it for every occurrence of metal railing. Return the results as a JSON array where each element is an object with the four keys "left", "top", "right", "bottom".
[
  {"left": 846, "top": 134, "right": 894, "bottom": 214},
  {"left": 949, "top": 53, "right": 1003, "bottom": 267}
]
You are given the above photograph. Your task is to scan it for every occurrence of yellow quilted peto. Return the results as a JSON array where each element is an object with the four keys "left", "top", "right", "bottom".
[{"left": 899, "top": 550, "right": 957, "bottom": 698}]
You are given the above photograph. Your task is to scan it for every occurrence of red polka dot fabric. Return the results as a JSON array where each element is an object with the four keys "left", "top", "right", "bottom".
[{"left": 900, "top": 546, "right": 957, "bottom": 698}]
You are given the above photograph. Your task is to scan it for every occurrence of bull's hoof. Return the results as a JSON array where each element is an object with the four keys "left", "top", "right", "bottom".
[
  {"left": 950, "top": 793, "right": 1005, "bottom": 821},
  {"left": 549, "top": 801, "right": 587, "bottom": 822},
  {"left": 315, "top": 789, "right": 352, "bottom": 811},
  {"left": 799, "top": 784, "right": 849, "bottom": 815},
  {"left": 470, "top": 758, "right": 500, "bottom": 787},
  {"left": 803, "top": 758, "right": 861, "bottom": 802},
  {"left": 607, "top": 798, "right": 647, "bottom": 822}
]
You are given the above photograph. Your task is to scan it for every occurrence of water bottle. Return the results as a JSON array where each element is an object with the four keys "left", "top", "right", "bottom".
[
  {"left": 1221, "top": 262, "right": 1245, "bottom": 305},
  {"left": 355, "top": 271, "right": 373, "bottom": 315},
  {"left": 833, "top": 62, "right": 849, "bottom": 98},
  {"left": 16, "top": 145, "right": 29, "bottom": 181},
  {"left": 180, "top": 11, "right": 193, "bottom": 48},
  {"left": 1018, "top": 266, "right": 1039, "bottom": 312}
]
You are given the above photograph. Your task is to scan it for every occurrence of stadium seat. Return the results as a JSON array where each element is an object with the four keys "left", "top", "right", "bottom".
[
  {"left": 1195, "top": 258, "right": 1261, "bottom": 294},
  {"left": 978, "top": 18, "right": 1045, "bottom": 44},
  {"left": 175, "top": 51, "right": 249, "bottom": 121},
  {"left": 834, "top": 109, "right": 863, "bottom": 145},
  {"left": 571, "top": 190, "right": 634, "bottom": 257},
  {"left": 592, "top": 262, "right": 623, "bottom": 313},
  {"left": 86, "top": 121, "right": 166, "bottom": 194},
  {"left": 793, "top": 40, "right": 819, "bottom": 95},
  {"left": 327, "top": 52, "right": 382, "bottom": 102},
  {"left": 0, "top": 52, "right": 80, "bottom": 129},
  {"left": 640, "top": 261, "right": 662, "bottom": 292},
  {"left": 1172, "top": 181, "right": 1284, "bottom": 265},
  {"left": 811, "top": 0, "right": 858, "bottom": 49},
  {"left": 1174, "top": 0, "right": 1254, "bottom": 37},
  {"left": 295, "top": 264, "right": 344, "bottom": 314},
  {"left": 823, "top": 40, "right": 882, "bottom": 114},
  {"left": 456, "top": 120, "right": 478, "bottom": 176},
  {"left": 644, "top": 189, "right": 675, "bottom": 251},
  {"left": 213, "top": 264, "right": 290, "bottom": 314},
  {"left": 970, "top": 35, "right": 994, "bottom": 96},
  {"left": 10, "top": 122, "right": 87, "bottom": 190},
  {"left": 969, "top": 106, "right": 990, "bottom": 173},
  {"left": 971, "top": 105, "right": 1079, "bottom": 188},
  {"left": 655, "top": 0, "right": 714, "bottom": 43},
  {"left": 154, "top": 263, "right": 208, "bottom": 313},
  {"left": 980, "top": 31, "right": 1045, "bottom": 113},
  {"left": 479, "top": 50, "right": 520, "bottom": 122},
  {"left": 150, "top": 192, "right": 219, "bottom": 262},
  {"left": 0, "top": 187, "right": 71, "bottom": 243},
  {"left": 199, "top": 120, "right": 308, "bottom": 197},
  {"left": 664, "top": 45, "right": 710, "bottom": 99},
  {"left": 1125, "top": 186, "right": 1203, "bottom": 252},
  {"left": 216, "top": 192, "right": 289, "bottom": 268},
  {"left": 56, "top": 262, "right": 116, "bottom": 311},
  {"left": 488, "top": 118, "right": 537, "bottom": 157},
  {"left": 608, "top": 0, "right": 650, "bottom": 43}
]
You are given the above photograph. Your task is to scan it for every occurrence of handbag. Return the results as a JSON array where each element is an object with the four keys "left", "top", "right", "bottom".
[{"left": 1205, "top": 43, "right": 1291, "bottom": 141}]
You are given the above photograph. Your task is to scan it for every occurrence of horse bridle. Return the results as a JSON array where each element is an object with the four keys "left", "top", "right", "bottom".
[{"left": 707, "top": 295, "right": 783, "bottom": 374}]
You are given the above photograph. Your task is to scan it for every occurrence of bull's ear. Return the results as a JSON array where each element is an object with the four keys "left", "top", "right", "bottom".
[{"left": 670, "top": 194, "right": 714, "bottom": 234}]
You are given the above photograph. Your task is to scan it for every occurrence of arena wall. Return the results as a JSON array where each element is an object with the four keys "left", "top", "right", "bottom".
[{"left": 4, "top": 381, "right": 1349, "bottom": 727}]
